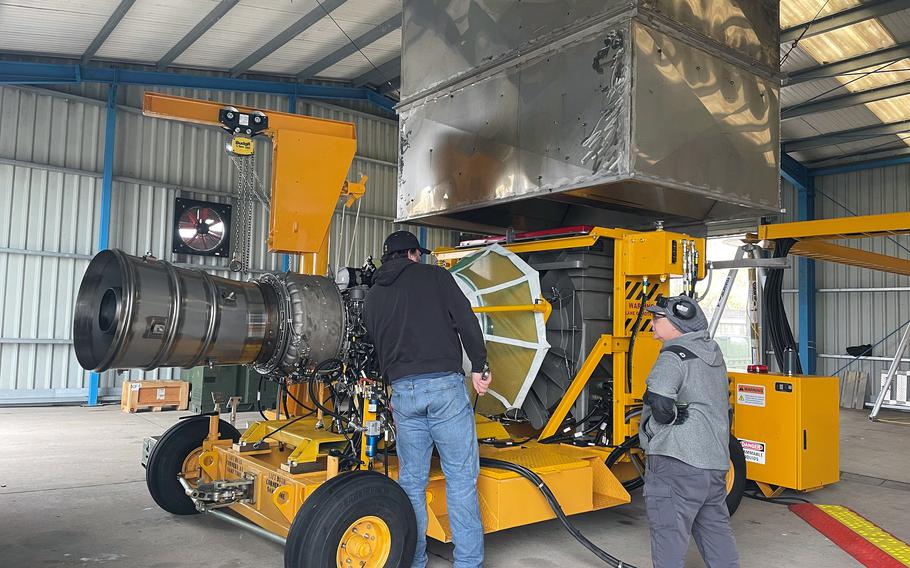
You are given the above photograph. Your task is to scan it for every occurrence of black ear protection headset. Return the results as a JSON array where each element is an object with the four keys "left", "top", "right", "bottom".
[{"left": 655, "top": 295, "right": 697, "bottom": 320}]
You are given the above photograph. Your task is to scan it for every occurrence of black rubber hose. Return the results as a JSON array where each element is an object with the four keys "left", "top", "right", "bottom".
[
  {"left": 626, "top": 286, "right": 647, "bottom": 393},
  {"left": 480, "top": 458, "right": 636, "bottom": 568},
  {"left": 257, "top": 376, "right": 268, "bottom": 421},
  {"left": 605, "top": 435, "right": 644, "bottom": 491},
  {"left": 764, "top": 239, "right": 802, "bottom": 374},
  {"left": 308, "top": 378, "right": 344, "bottom": 421}
]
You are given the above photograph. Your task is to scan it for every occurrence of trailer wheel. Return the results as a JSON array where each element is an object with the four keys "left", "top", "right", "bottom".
[
  {"left": 284, "top": 470, "right": 417, "bottom": 568},
  {"left": 145, "top": 416, "right": 240, "bottom": 515},
  {"left": 726, "top": 435, "right": 747, "bottom": 515}
]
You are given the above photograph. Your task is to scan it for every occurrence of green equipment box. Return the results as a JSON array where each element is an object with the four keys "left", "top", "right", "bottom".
[{"left": 181, "top": 366, "right": 279, "bottom": 414}]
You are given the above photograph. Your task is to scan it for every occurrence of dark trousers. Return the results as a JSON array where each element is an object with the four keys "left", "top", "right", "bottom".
[{"left": 644, "top": 455, "right": 740, "bottom": 568}]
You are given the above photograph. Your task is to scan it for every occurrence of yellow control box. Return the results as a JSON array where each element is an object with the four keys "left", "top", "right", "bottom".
[{"left": 730, "top": 371, "right": 839, "bottom": 492}]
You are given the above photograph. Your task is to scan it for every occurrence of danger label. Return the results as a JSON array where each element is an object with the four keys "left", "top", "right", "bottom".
[
  {"left": 739, "top": 439, "right": 766, "bottom": 465},
  {"left": 737, "top": 384, "right": 766, "bottom": 407}
]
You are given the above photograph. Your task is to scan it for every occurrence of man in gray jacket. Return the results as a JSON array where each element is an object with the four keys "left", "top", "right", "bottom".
[{"left": 639, "top": 294, "right": 739, "bottom": 568}]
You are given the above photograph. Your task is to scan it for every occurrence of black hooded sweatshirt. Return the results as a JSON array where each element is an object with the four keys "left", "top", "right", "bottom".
[{"left": 364, "top": 257, "right": 487, "bottom": 381}]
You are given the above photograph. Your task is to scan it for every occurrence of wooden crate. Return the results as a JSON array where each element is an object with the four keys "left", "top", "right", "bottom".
[{"left": 121, "top": 380, "right": 189, "bottom": 413}]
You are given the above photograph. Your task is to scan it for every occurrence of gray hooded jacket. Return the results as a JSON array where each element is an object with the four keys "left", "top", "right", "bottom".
[{"left": 639, "top": 330, "right": 731, "bottom": 470}]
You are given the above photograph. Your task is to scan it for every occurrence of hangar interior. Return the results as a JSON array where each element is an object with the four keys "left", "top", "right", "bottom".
[{"left": 1, "top": 1, "right": 910, "bottom": 567}]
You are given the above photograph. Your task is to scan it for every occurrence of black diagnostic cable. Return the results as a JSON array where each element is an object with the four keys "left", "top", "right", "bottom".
[{"left": 480, "top": 458, "right": 636, "bottom": 568}]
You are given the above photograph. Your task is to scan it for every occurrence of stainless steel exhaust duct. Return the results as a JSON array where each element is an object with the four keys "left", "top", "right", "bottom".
[
  {"left": 396, "top": 0, "right": 782, "bottom": 232},
  {"left": 73, "top": 250, "right": 344, "bottom": 375}
]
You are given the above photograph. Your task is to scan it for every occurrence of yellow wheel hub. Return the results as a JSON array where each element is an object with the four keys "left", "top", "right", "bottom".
[
  {"left": 181, "top": 447, "right": 204, "bottom": 483},
  {"left": 725, "top": 459, "right": 735, "bottom": 494},
  {"left": 336, "top": 515, "right": 391, "bottom": 568}
]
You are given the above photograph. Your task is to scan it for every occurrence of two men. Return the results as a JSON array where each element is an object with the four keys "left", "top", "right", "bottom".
[
  {"left": 641, "top": 294, "right": 740, "bottom": 568},
  {"left": 364, "top": 230, "right": 491, "bottom": 568}
]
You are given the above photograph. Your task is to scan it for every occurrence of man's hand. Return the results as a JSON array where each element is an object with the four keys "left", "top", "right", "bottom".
[
  {"left": 472, "top": 371, "right": 492, "bottom": 396},
  {"left": 674, "top": 403, "right": 690, "bottom": 425}
]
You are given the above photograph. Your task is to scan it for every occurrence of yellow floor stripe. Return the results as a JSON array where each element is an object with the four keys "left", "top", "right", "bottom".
[{"left": 817, "top": 505, "right": 910, "bottom": 565}]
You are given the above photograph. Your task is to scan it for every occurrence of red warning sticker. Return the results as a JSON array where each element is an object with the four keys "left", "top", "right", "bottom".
[
  {"left": 737, "top": 383, "right": 766, "bottom": 407},
  {"left": 739, "top": 438, "right": 766, "bottom": 465}
]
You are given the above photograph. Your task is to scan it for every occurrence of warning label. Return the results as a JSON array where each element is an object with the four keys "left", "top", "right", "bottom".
[
  {"left": 739, "top": 439, "right": 766, "bottom": 465},
  {"left": 737, "top": 384, "right": 766, "bottom": 407}
]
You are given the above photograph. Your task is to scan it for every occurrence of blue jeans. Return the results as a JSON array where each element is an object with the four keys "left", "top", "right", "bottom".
[{"left": 392, "top": 372, "right": 484, "bottom": 568}]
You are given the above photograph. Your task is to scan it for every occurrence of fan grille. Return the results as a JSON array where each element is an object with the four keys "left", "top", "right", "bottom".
[{"left": 177, "top": 206, "right": 226, "bottom": 252}]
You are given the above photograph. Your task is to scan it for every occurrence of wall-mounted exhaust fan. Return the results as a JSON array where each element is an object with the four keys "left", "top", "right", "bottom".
[{"left": 172, "top": 198, "right": 232, "bottom": 257}]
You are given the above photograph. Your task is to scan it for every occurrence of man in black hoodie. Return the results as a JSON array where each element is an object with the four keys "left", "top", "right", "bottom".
[{"left": 364, "top": 230, "right": 490, "bottom": 568}]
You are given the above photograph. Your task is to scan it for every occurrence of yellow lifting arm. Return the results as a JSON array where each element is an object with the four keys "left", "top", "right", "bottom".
[
  {"left": 758, "top": 212, "right": 910, "bottom": 277},
  {"left": 142, "top": 93, "right": 363, "bottom": 262},
  {"left": 758, "top": 212, "right": 910, "bottom": 241}
]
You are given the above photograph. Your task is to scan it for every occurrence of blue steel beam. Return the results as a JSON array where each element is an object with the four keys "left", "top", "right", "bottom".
[
  {"left": 229, "top": 0, "right": 348, "bottom": 77},
  {"left": 418, "top": 226, "right": 428, "bottom": 264},
  {"left": 781, "top": 153, "right": 810, "bottom": 191},
  {"left": 282, "top": 91, "right": 297, "bottom": 273},
  {"left": 82, "top": 0, "right": 138, "bottom": 64},
  {"left": 89, "top": 83, "right": 119, "bottom": 406},
  {"left": 157, "top": 0, "right": 240, "bottom": 70},
  {"left": 0, "top": 59, "right": 396, "bottom": 111},
  {"left": 296, "top": 13, "right": 401, "bottom": 80},
  {"left": 797, "top": 177, "right": 817, "bottom": 375}
]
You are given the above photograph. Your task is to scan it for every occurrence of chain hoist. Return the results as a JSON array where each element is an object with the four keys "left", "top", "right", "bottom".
[{"left": 218, "top": 106, "right": 269, "bottom": 273}]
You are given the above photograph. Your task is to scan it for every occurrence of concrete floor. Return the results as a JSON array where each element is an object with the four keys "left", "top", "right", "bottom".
[{"left": 1, "top": 406, "right": 909, "bottom": 568}]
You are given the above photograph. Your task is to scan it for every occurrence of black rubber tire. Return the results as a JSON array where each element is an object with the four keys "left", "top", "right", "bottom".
[
  {"left": 726, "top": 435, "right": 747, "bottom": 516},
  {"left": 145, "top": 416, "right": 240, "bottom": 515},
  {"left": 284, "top": 470, "right": 417, "bottom": 568}
]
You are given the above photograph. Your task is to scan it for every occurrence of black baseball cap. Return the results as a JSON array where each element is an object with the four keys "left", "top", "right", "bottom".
[{"left": 383, "top": 230, "right": 431, "bottom": 255}]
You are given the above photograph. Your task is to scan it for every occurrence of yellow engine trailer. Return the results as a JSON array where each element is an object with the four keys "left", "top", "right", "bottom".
[{"left": 93, "top": 221, "right": 749, "bottom": 567}]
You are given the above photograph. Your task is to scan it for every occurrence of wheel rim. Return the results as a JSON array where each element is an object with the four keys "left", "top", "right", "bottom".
[
  {"left": 336, "top": 515, "right": 392, "bottom": 568},
  {"left": 725, "top": 458, "right": 735, "bottom": 494},
  {"left": 181, "top": 447, "right": 204, "bottom": 483}
]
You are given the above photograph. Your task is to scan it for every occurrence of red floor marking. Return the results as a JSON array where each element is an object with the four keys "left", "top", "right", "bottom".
[{"left": 789, "top": 504, "right": 906, "bottom": 568}]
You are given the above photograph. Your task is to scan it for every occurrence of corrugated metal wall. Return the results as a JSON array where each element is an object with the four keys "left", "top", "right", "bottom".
[
  {"left": 812, "top": 166, "right": 910, "bottom": 404},
  {"left": 777, "top": 168, "right": 910, "bottom": 402},
  {"left": 0, "top": 83, "right": 450, "bottom": 404}
]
